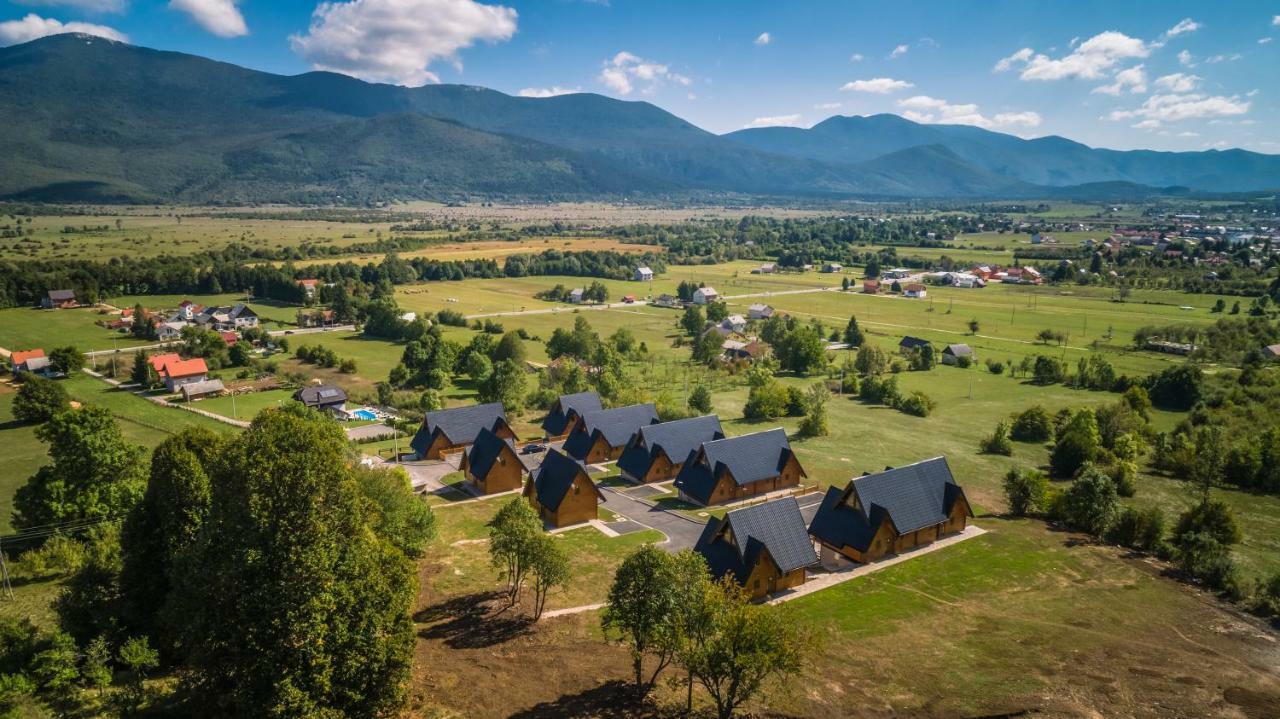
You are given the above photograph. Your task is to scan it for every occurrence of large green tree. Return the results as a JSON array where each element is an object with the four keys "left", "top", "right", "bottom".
[
  {"left": 12, "top": 376, "right": 69, "bottom": 424},
  {"left": 603, "top": 545, "right": 685, "bottom": 697}
]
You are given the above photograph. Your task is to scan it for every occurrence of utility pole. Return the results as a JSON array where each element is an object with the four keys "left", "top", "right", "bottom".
[
  {"left": 231, "top": 391, "right": 237, "bottom": 420},
  {"left": 0, "top": 540, "right": 12, "bottom": 600}
]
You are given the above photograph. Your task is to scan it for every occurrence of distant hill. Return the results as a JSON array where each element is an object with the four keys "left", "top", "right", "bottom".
[{"left": 0, "top": 34, "right": 1276, "bottom": 203}]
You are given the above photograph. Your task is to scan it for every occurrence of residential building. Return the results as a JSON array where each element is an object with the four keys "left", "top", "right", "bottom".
[
  {"left": 297, "top": 278, "right": 320, "bottom": 299},
  {"left": 293, "top": 384, "right": 348, "bottom": 413},
  {"left": 695, "top": 497, "right": 817, "bottom": 599},
  {"left": 160, "top": 358, "right": 209, "bottom": 393},
  {"left": 157, "top": 322, "right": 188, "bottom": 341},
  {"left": 617, "top": 415, "right": 725, "bottom": 483},
  {"left": 633, "top": 266, "right": 653, "bottom": 282},
  {"left": 692, "top": 286, "right": 719, "bottom": 304},
  {"left": 562, "top": 403, "right": 661, "bottom": 463},
  {"left": 721, "top": 314, "right": 747, "bottom": 333},
  {"left": 941, "top": 344, "right": 974, "bottom": 366},
  {"left": 410, "top": 402, "right": 515, "bottom": 460},
  {"left": 808, "top": 457, "right": 972, "bottom": 564},
  {"left": 652, "top": 294, "right": 684, "bottom": 309},
  {"left": 721, "top": 339, "right": 769, "bottom": 364},
  {"left": 903, "top": 283, "right": 928, "bottom": 299},
  {"left": 862, "top": 279, "right": 881, "bottom": 294},
  {"left": 461, "top": 427, "right": 529, "bottom": 495},
  {"left": 881, "top": 268, "right": 913, "bottom": 281},
  {"left": 540, "top": 391, "right": 604, "bottom": 439},
  {"left": 41, "top": 289, "right": 77, "bottom": 309},
  {"left": 525, "top": 450, "right": 604, "bottom": 528},
  {"left": 10, "top": 349, "right": 48, "bottom": 376},
  {"left": 747, "top": 303, "right": 774, "bottom": 320},
  {"left": 821, "top": 263, "right": 844, "bottom": 273},
  {"left": 673, "top": 428, "right": 806, "bottom": 506},
  {"left": 898, "top": 336, "right": 931, "bottom": 355},
  {"left": 568, "top": 288, "right": 585, "bottom": 304},
  {"left": 751, "top": 263, "right": 777, "bottom": 274}
]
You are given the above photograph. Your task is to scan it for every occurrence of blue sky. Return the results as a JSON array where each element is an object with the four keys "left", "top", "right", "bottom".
[{"left": 2, "top": 0, "right": 1277, "bottom": 152}]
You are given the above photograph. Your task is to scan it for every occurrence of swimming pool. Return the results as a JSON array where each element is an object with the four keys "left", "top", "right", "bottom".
[{"left": 352, "top": 409, "right": 378, "bottom": 421}]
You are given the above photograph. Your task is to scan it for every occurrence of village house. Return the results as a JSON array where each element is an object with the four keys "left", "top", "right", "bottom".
[
  {"left": 808, "top": 457, "right": 972, "bottom": 565},
  {"left": 175, "top": 300, "right": 202, "bottom": 321},
  {"left": 720, "top": 314, "right": 747, "bottom": 334},
  {"left": 721, "top": 339, "right": 769, "bottom": 364},
  {"left": 821, "top": 263, "right": 844, "bottom": 273},
  {"left": 946, "top": 272, "right": 983, "bottom": 288},
  {"left": 568, "top": 288, "right": 585, "bottom": 304},
  {"left": 941, "top": 344, "right": 974, "bottom": 366},
  {"left": 540, "top": 390, "right": 604, "bottom": 439},
  {"left": 297, "top": 309, "right": 337, "bottom": 328},
  {"left": 751, "top": 263, "right": 777, "bottom": 275},
  {"left": 148, "top": 353, "right": 181, "bottom": 375},
  {"left": 617, "top": 414, "right": 725, "bottom": 483},
  {"left": 881, "top": 268, "right": 913, "bottom": 281},
  {"left": 160, "top": 358, "right": 209, "bottom": 393},
  {"left": 462, "top": 427, "right": 530, "bottom": 495},
  {"left": 157, "top": 322, "right": 187, "bottom": 341},
  {"left": 293, "top": 384, "right": 348, "bottom": 413},
  {"left": 562, "top": 403, "right": 661, "bottom": 463},
  {"left": 633, "top": 266, "right": 653, "bottom": 282},
  {"left": 410, "top": 402, "right": 515, "bottom": 460},
  {"left": 196, "top": 304, "right": 259, "bottom": 330},
  {"left": 692, "top": 286, "right": 719, "bottom": 304},
  {"left": 1264, "top": 344, "right": 1280, "bottom": 361},
  {"left": 41, "top": 289, "right": 78, "bottom": 309},
  {"left": 180, "top": 378, "right": 225, "bottom": 402},
  {"left": 673, "top": 428, "right": 806, "bottom": 506},
  {"left": 10, "top": 349, "right": 49, "bottom": 376},
  {"left": 297, "top": 278, "right": 320, "bottom": 299},
  {"left": 525, "top": 449, "right": 605, "bottom": 528},
  {"left": 898, "top": 336, "right": 931, "bottom": 355},
  {"left": 903, "top": 283, "right": 928, "bottom": 299},
  {"left": 747, "top": 303, "right": 774, "bottom": 320},
  {"left": 652, "top": 293, "right": 684, "bottom": 309},
  {"left": 220, "top": 331, "right": 239, "bottom": 346},
  {"left": 862, "top": 279, "right": 881, "bottom": 294},
  {"left": 694, "top": 497, "right": 817, "bottom": 599}
]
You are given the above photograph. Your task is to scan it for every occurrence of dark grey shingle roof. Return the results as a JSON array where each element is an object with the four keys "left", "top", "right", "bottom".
[
  {"left": 563, "top": 403, "right": 658, "bottom": 459},
  {"left": 944, "top": 344, "right": 973, "bottom": 356},
  {"left": 465, "top": 427, "right": 517, "bottom": 481},
  {"left": 673, "top": 428, "right": 796, "bottom": 505},
  {"left": 47, "top": 289, "right": 76, "bottom": 301},
  {"left": 411, "top": 402, "right": 508, "bottom": 454},
  {"left": 617, "top": 414, "right": 724, "bottom": 480},
  {"left": 293, "top": 384, "right": 347, "bottom": 407},
  {"left": 532, "top": 449, "right": 594, "bottom": 511},
  {"left": 899, "top": 336, "right": 931, "bottom": 349},
  {"left": 695, "top": 497, "right": 816, "bottom": 584},
  {"left": 541, "top": 391, "right": 603, "bottom": 435}
]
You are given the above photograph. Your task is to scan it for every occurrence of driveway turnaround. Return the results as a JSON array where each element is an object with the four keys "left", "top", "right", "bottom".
[{"left": 598, "top": 486, "right": 706, "bottom": 551}]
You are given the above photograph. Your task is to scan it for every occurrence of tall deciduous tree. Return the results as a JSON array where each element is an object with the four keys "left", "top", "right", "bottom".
[
  {"left": 603, "top": 545, "right": 684, "bottom": 697},
  {"left": 12, "top": 376, "right": 69, "bottom": 424},
  {"left": 488, "top": 498, "right": 543, "bottom": 604}
]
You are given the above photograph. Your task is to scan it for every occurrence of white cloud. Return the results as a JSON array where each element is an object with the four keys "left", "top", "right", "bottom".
[
  {"left": 1092, "top": 64, "right": 1147, "bottom": 95},
  {"left": 840, "top": 77, "right": 914, "bottom": 94},
  {"left": 0, "top": 12, "right": 127, "bottom": 45},
  {"left": 996, "top": 31, "right": 1149, "bottom": 81},
  {"left": 1108, "top": 93, "right": 1250, "bottom": 123},
  {"left": 1274, "top": 15, "right": 1279, "bottom": 26},
  {"left": 1155, "top": 73, "right": 1199, "bottom": 92},
  {"left": 754, "top": 32, "right": 770, "bottom": 46},
  {"left": 1259, "top": 37, "right": 1273, "bottom": 45},
  {"left": 516, "top": 86, "right": 579, "bottom": 98},
  {"left": 1204, "top": 53, "right": 1242, "bottom": 64},
  {"left": 1131, "top": 119, "right": 1162, "bottom": 130},
  {"left": 169, "top": 0, "right": 247, "bottom": 38},
  {"left": 813, "top": 102, "right": 842, "bottom": 110},
  {"left": 1164, "top": 18, "right": 1201, "bottom": 38},
  {"left": 1176, "top": 131, "right": 1199, "bottom": 137},
  {"left": 12, "top": 0, "right": 126, "bottom": 12},
  {"left": 743, "top": 114, "right": 802, "bottom": 129},
  {"left": 1177, "top": 49, "right": 1196, "bottom": 67},
  {"left": 897, "top": 95, "right": 1041, "bottom": 129},
  {"left": 290, "top": 0, "right": 517, "bottom": 86},
  {"left": 848, "top": 52, "right": 863, "bottom": 62},
  {"left": 597, "top": 50, "right": 689, "bottom": 95},
  {"left": 889, "top": 44, "right": 909, "bottom": 59}
]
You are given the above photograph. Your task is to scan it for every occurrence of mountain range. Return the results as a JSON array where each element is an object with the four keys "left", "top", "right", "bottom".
[{"left": 1, "top": 33, "right": 1277, "bottom": 204}]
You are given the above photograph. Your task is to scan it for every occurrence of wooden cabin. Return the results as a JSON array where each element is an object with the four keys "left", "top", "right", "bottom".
[
  {"left": 617, "top": 415, "right": 724, "bottom": 483},
  {"left": 410, "top": 402, "right": 515, "bottom": 460},
  {"left": 561, "top": 403, "right": 660, "bottom": 464},
  {"left": 807, "top": 457, "right": 972, "bottom": 564},
  {"left": 540, "top": 391, "right": 604, "bottom": 439},
  {"left": 694, "top": 497, "right": 817, "bottom": 599},
  {"left": 461, "top": 427, "right": 529, "bottom": 495},
  {"left": 673, "top": 428, "right": 805, "bottom": 506},
  {"left": 525, "top": 450, "right": 605, "bottom": 528}
]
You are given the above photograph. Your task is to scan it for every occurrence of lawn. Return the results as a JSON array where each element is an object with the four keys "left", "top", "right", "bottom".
[
  {"left": 0, "top": 386, "right": 49, "bottom": 534},
  {"left": 187, "top": 387, "right": 297, "bottom": 422}
]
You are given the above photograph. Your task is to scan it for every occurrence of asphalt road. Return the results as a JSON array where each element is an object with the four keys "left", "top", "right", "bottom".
[{"left": 599, "top": 486, "right": 707, "bottom": 551}]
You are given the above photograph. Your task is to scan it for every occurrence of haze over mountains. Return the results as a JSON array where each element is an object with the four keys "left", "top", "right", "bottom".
[{"left": 1, "top": 34, "right": 1278, "bottom": 204}]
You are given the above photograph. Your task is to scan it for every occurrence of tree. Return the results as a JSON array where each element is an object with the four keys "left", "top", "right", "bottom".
[
  {"left": 853, "top": 344, "right": 887, "bottom": 376},
  {"left": 12, "top": 376, "right": 69, "bottom": 424},
  {"left": 778, "top": 325, "right": 826, "bottom": 375},
  {"left": 1010, "top": 406, "right": 1053, "bottom": 442},
  {"left": 1145, "top": 365, "right": 1203, "bottom": 411},
  {"left": 480, "top": 359, "right": 528, "bottom": 412},
  {"left": 842, "top": 315, "right": 864, "bottom": 347},
  {"left": 1053, "top": 464, "right": 1118, "bottom": 536},
  {"left": 688, "top": 384, "right": 713, "bottom": 414},
  {"left": 529, "top": 534, "right": 569, "bottom": 620},
  {"left": 228, "top": 341, "right": 252, "bottom": 367},
  {"left": 82, "top": 635, "right": 112, "bottom": 698},
  {"left": 681, "top": 305, "right": 706, "bottom": 337},
  {"left": 117, "top": 635, "right": 159, "bottom": 716},
  {"left": 1049, "top": 409, "right": 1100, "bottom": 477},
  {"left": 488, "top": 498, "right": 543, "bottom": 604},
  {"left": 1002, "top": 468, "right": 1049, "bottom": 516},
  {"left": 1173, "top": 499, "right": 1242, "bottom": 546},
  {"left": 968, "top": 318, "right": 980, "bottom": 335},
  {"left": 173, "top": 407, "right": 416, "bottom": 718},
  {"left": 691, "top": 328, "right": 725, "bottom": 365},
  {"left": 797, "top": 383, "right": 830, "bottom": 438},
  {"left": 705, "top": 301, "right": 729, "bottom": 323},
  {"left": 493, "top": 331, "right": 527, "bottom": 364},
  {"left": 1189, "top": 425, "right": 1226, "bottom": 501},
  {"left": 13, "top": 406, "right": 147, "bottom": 530},
  {"left": 979, "top": 420, "right": 1013, "bottom": 456},
  {"left": 603, "top": 545, "right": 683, "bottom": 697},
  {"left": 48, "top": 346, "right": 84, "bottom": 375},
  {"left": 742, "top": 375, "right": 789, "bottom": 420},
  {"left": 682, "top": 579, "right": 808, "bottom": 719},
  {"left": 464, "top": 352, "right": 493, "bottom": 384},
  {"left": 129, "top": 351, "right": 158, "bottom": 389},
  {"left": 1032, "top": 355, "right": 1067, "bottom": 384},
  {"left": 353, "top": 466, "right": 436, "bottom": 559},
  {"left": 908, "top": 344, "right": 936, "bottom": 371},
  {"left": 30, "top": 630, "right": 80, "bottom": 716}
]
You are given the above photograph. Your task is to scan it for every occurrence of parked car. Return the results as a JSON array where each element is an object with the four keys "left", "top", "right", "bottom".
[{"left": 520, "top": 443, "right": 547, "bottom": 455}]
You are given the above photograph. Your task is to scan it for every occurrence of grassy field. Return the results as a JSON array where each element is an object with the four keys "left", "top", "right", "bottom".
[
  {"left": 287, "top": 236, "right": 655, "bottom": 268},
  {"left": 186, "top": 387, "right": 296, "bottom": 421}
]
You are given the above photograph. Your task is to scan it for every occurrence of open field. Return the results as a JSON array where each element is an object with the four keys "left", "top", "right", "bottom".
[
  {"left": 186, "top": 387, "right": 296, "bottom": 422},
  {"left": 287, "top": 236, "right": 656, "bottom": 268}
]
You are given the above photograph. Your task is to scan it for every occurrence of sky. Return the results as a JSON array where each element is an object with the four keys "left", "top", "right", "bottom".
[{"left": 1, "top": 0, "right": 1277, "bottom": 152}]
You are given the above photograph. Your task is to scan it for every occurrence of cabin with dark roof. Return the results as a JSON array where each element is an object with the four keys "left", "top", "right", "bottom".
[
  {"left": 898, "top": 336, "right": 931, "bottom": 354},
  {"left": 673, "top": 428, "right": 805, "bottom": 506},
  {"left": 524, "top": 450, "right": 605, "bottom": 528},
  {"left": 562, "top": 403, "right": 660, "bottom": 464},
  {"left": 540, "top": 391, "right": 604, "bottom": 438},
  {"left": 461, "top": 427, "right": 528, "bottom": 495},
  {"left": 941, "top": 344, "right": 974, "bottom": 366},
  {"left": 694, "top": 497, "right": 817, "bottom": 599},
  {"left": 807, "top": 457, "right": 972, "bottom": 564},
  {"left": 617, "top": 415, "right": 725, "bottom": 484},
  {"left": 293, "top": 384, "right": 348, "bottom": 413},
  {"left": 410, "top": 402, "right": 515, "bottom": 460},
  {"left": 41, "top": 289, "right": 77, "bottom": 309}
]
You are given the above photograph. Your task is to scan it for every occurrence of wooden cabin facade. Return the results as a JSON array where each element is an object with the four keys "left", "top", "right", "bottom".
[
  {"left": 461, "top": 427, "right": 528, "bottom": 495},
  {"left": 694, "top": 497, "right": 816, "bottom": 599},
  {"left": 525, "top": 450, "right": 605, "bottom": 528},
  {"left": 616, "top": 415, "right": 724, "bottom": 484},
  {"left": 540, "top": 391, "right": 604, "bottom": 439},
  {"left": 562, "top": 403, "right": 660, "bottom": 464},
  {"left": 411, "top": 402, "right": 515, "bottom": 460},
  {"left": 673, "top": 428, "right": 805, "bottom": 506}
]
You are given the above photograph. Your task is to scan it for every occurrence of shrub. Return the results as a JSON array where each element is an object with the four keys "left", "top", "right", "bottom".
[
  {"left": 1003, "top": 468, "right": 1049, "bottom": 516},
  {"left": 1173, "top": 499, "right": 1242, "bottom": 546},
  {"left": 1010, "top": 406, "right": 1053, "bottom": 442},
  {"left": 895, "top": 391, "right": 935, "bottom": 417},
  {"left": 1106, "top": 506, "right": 1166, "bottom": 552},
  {"left": 985, "top": 358, "right": 1005, "bottom": 375},
  {"left": 979, "top": 421, "right": 1013, "bottom": 456},
  {"left": 436, "top": 309, "right": 468, "bottom": 327},
  {"left": 688, "top": 384, "right": 713, "bottom": 414},
  {"left": 339, "top": 359, "right": 358, "bottom": 374},
  {"left": 1051, "top": 464, "right": 1118, "bottom": 536},
  {"left": 1177, "top": 532, "right": 1240, "bottom": 593},
  {"left": 12, "top": 376, "right": 70, "bottom": 424}
]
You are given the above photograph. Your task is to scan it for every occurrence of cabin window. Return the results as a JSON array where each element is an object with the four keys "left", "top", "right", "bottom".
[{"left": 573, "top": 484, "right": 580, "bottom": 494}]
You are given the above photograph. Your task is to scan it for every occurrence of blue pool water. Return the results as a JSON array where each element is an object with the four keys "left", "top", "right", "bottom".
[{"left": 352, "top": 409, "right": 377, "bottom": 421}]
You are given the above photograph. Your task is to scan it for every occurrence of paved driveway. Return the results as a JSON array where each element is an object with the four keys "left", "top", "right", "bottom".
[
  {"left": 392, "top": 455, "right": 461, "bottom": 492},
  {"left": 599, "top": 486, "right": 706, "bottom": 551}
]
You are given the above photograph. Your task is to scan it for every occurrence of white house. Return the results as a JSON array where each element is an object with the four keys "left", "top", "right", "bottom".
[
  {"left": 634, "top": 267, "right": 653, "bottom": 282},
  {"left": 947, "top": 272, "right": 983, "bottom": 288},
  {"left": 157, "top": 321, "right": 188, "bottom": 341},
  {"left": 903, "top": 283, "right": 928, "bottom": 299},
  {"left": 751, "top": 263, "right": 777, "bottom": 275},
  {"left": 748, "top": 303, "right": 774, "bottom": 320},
  {"left": 721, "top": 314, "right": 747, "bottom": 333},
  {"left": 568, "top": 288, "right": 585, "bottom": 304},
  {"left": 692, "top": 286, "right": 719, "bottom": 304},
  {"left": 881, "top": 268, "right": 913, "bottom": 281}
]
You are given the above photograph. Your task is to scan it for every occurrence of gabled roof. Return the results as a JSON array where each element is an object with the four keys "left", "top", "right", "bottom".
[
  {"left": 11, "top": 349, "right": 45, "bottom": 365},
  {"left": 695, "top": 497, "right": 817, "bottom": 585},
  {"left": 674, "top": 428, "right": 798, "bottom": 504},
  {"left": 180, "top": 379, "right": 225, "bottom": 397},
  {"left": 465, "top": 427, "right": 520, "bottom": 481},
  {"left": 541, "top": 391, "right": 603, "bottom": 435},
  {"left": 899, "top": 336, "right": 930, "bottom": 349},
  {"left": 294, "top": 384, "right": 347, "bottom": 407},
  {"left": 617, "top": 415, "right": 724, "bottom": 479},
  {"left": 162, "top": 358, "right": 208, "bottom": 379},
  {"left": 47, "top": 289, "right": 75, "bottom": 301},
  {"left": 531, "top": 450, "right": 599, "bottom": 512},
  {"left": 414, "top": 402, "right": 508, "bottom": 453},
  {"left": 944, "top": 344, "right": 973, "bottom": 356},
  {"left": 21, "top": 356, "right": 50, "bottom": 372},
  {"left": 563, "top": 403, "right": 659, "bottom": 459},
  {"left": 148, "top": 353, "right": 182, "bottom": 373},
  {"left": 808, "top": 457, "right": 970, "bottom": 553}
]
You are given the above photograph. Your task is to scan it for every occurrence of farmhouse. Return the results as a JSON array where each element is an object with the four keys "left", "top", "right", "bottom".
[
  {"left": 1264, "top": 344, "right": 1280, "bottom": 360},
  {"left": 180, "top": 378, "right": 225, "bottom": 401},
  {"left": 540, "top": 390, "right": 604, "bottom": 438},
  {"left": 568, "top": 288, "right": 585, "bottom": 304},
  {"left": 673, "top": 428, "right": 806, "bottom": 506},
  {"left": 196, "top": 304, "right": 259, "bottom": 330},
  {"left": 461, "top": 427, "right": 529, "bottom": 495},
  {"left": 652, "top": 294, "right": 683, "bottom": 309},
  {"left": 160, "top": 358, "right": 209, "bottom": 393},
  {"left": 862, "top": 279, "right": 881, "bottom": 294},
  {"left": 881, "top": 268, "right": 913, "bottom": 281},
  {"left": 562, "top": 403, "right": 660, "bottom": 463},
  {"left": 633, "top": 266, "right": 653, "bottom": 282},
  {"left": 525, "top": 450, "right": 604, "bottom": 528},
  {"left": 297, "top": 278, "right": 320, "bottom": 298},
  {"left": 747, "top": 303, "right": 774, "bottom": 320},
  {"left": 898, "top": 336, "right": 931, "bottom": 354},
  {"left": 721, "top": 314, "right": 747, "bottom": 333},
  {"left": 941, "top": 344, "right": 974, "bottom": 365},
  {"left": 695, "top": 497, "right": 817, "bottom": 599},
  {"left": 903, "top": 283, "right": 928, "bottom": 299},
  {"left": 410, "top": 402, "right": 515, "bottom": 460},
  {"left": 692, "top": 286, "right": 719, "bottom": 304},
  {"left": 10, "top": 349, "right": 48, "bottom": 376},
  {"left": 293, "top": 384, "right": 348, "bottom": 413},
  {"left": 807, "top": 457, "right": 973, "bottom": 564},
  {"left": 751, "top": 263, "right": 777, "bottom": 274},
  {"left": 175, "top": 300, "right": 202, "bottom": 321},
  {"left": 617, "top": 414, "right": 725, "bottom": 483},
  {"left": 157, "top": 322, "right": 188, "bottom": 341},
  {"left": 41, "top": 289, "right": 77, "bottom": 309}
]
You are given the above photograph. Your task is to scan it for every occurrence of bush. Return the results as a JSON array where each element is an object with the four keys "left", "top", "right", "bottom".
[
  {"left": 895, "top": 391, "right": 935, "bottom": 417},
  {"left": 688, "top": 384, "right": 713, "bottom": 414},
  {"left": 1032, "top": 355, "right": 1067, "bottom": 384},
  {"left": 1010, "top": 406, "right": 1053, "bottom": 442},
  {"left": 979, "top": 421, "right": 1014, "bottom": 456},
  {"left": 985, "top": 358, "right": 1005, "bottom": 375},
  {"left": 954, "top": 355, "right": 972, "bottom": 369},
  {"left": 859, "top": 374, "right": 899, "bottom": 405},
  {"left": 1105, "top": 460, "right": 1138, "bottom": 497},
  {"left": 1002, "top": 468, "right": 1049, "bottom": 516},
  {"left": 338, "top": 359, "right": 358, "bottom": 374},
  {"left": 1173, "top": 499, "right": 1242, "bottom": 546},
  {"left": 14, "top": 534, "right": 86, "bottom": 581},
  {"left": 1177, "top": 532, "right": 1240, "bottom": 593},
  {"left": 1106, "top": 506, "right": 1166, "bottom": 552},
  {"left": 436, "top": 309, "right": 468, "bottom": 327},
  {"left": 1051, "top": 465, "right": 1118, "bottom": 536},
  {"left": 785, "top": 386, "right": 807, "bottom": 417}
]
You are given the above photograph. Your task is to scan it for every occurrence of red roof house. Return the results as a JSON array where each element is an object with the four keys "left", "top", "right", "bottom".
[{"left": 161, "top": 358, "right": 209, "bottom": 392}]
